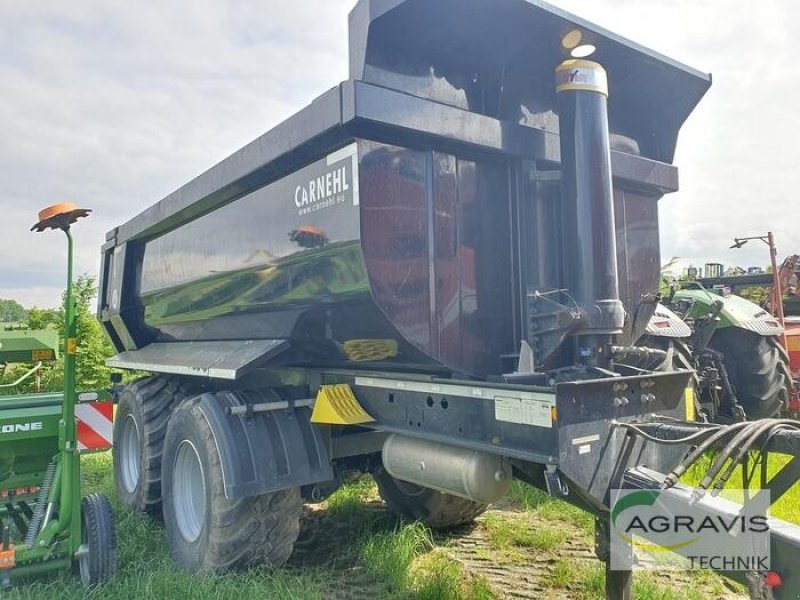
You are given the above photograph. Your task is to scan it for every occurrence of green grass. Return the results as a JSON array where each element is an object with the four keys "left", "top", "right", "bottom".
[
  {"left": 361, "top": 522, "right": 496, "bottom": 599},
  {"left": 542, "top": 561, "right": 725, "bottom": 600},
  {"left": 3, "top": 454, "right": 764, "bottom": 599},
  {"left": 506, "top": 481, "right": 747, "bottom": 600},
  {"left": 6, "top": 454, "right": 322, "bottom": 600},
  {"left": 411, "top": 550, "right": 496, "bottom": 600},
  {"left": 362, "top": 522, "right": 433, "bottom": 590},
  {"left": 324, "top": 476, "right": 380, "bottom": 521},
  {"left": 4, "top": 454, "right": 497, "bottom": 600},
  {"left": 507, "top": 481, "right": 594, "bottom": 534},
  {"left": 682, "top": 452, "right": 800, "bottom": 524},
  {"left": 483, "top": 514, "right": 566, "bottom": 553},
  {"left": 545, "top": 559, "right": 575, "bottom": 588}
]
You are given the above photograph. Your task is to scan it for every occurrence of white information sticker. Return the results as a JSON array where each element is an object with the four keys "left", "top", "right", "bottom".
[{"left": 494, "top": 395, "right": 553, "bottom": 429}]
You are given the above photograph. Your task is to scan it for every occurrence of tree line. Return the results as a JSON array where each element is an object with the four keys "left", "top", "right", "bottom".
[
  {"left": 0, "top": 299, "right": 28, "bottom": 323},
  {"left": 0, "top": 276, "right": 115, "bottom": 395}
]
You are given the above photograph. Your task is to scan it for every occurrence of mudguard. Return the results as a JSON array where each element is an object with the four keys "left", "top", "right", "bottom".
[
  {"left": 672, "top": 289, "right": 784, "bottom": 336},
  {"left": 195, "top": 390, "right": 333, "bottom": 500},
  {"left": 643, "top": 303, "right": 692, "bottom": 338}
]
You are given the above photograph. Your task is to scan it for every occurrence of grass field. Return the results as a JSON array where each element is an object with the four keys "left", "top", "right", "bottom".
[
  {"left": 1, "top": 451, "right": 773, "bottom": 600},
  {"left": 682, "top": 451, "right": 800, "bottom": 524}
]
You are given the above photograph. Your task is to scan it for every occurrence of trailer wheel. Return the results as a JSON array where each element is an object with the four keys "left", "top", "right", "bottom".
[
  {"left": 373, "top": 469, "right": 487, "bottom": 529},
  {"left": 113, "top": 376, "right": 198, "bottom": 517},
  {"left": 162, "top": 397, "right": 302, "bottom": 573},
  {"left": 77, "top": 493, "right": 117, "bottom": 587},
  {"left": 710, "top": 328, "right": 790, "bottom": 420}
]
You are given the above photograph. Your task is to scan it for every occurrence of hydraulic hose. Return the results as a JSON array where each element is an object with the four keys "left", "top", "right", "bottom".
[
  {"left": 695, "top": 419, "right": 800, "bottom": 495},
  {"left": 662, "top": 421, "right": 752, "bottom": 489},
  {"left": 693, "top": 421, "right": 769, "bottom": 494},
  {"left": 712, "top": 422, "right": 800, "bottom": 494},
  {"left": 615, "top": 422, "right": 722, "bottom": 446}
]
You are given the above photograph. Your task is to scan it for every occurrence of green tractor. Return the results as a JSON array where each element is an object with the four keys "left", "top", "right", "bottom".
[
  {"left": 0, "top": 203, "right": 117, "bottom": 587},
  {"left": 641, "top": 284, "right": 791, "bottom": 422}
]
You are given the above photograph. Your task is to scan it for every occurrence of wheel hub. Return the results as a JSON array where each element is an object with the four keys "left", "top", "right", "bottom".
[
  {"left": 120, "top": 414, "right": 141, "bottom": 494},
  {"left": 173, "top": 440, "right": 207, "bottom": 543}
]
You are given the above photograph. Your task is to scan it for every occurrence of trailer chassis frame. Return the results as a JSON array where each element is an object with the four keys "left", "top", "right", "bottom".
[{"left": 248, "top": 366, "right": 800, "bottom": 599}]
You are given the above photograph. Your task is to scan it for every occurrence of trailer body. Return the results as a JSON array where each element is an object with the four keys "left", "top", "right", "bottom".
[{"left": 99, "top": 0, "right": 707, "bottom": 380}]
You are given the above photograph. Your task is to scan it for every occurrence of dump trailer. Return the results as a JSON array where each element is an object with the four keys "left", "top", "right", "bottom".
[{"left": 98, "top": 1, "right": 800, "bottom": 597}]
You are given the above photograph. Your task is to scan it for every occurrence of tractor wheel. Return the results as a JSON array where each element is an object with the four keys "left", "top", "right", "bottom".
[
  {"left": 113, "top": 376, "right": 199, "bottom": 518},
  {"left": 373, "top": 469, "right": 487, "bottom": 529},
  {"left": 77, "top": 493, "right": 117, "bottom": 587},
  {"left": 709, "top": 328, "right": 790, "bottom": 420},
  {"left": 161, "top": 396, "right": 303, "bottom": 573}
]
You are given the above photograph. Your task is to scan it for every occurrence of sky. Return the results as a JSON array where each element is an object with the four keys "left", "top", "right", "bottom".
[{"left": 0, "top": 0, "right": 797, "bottom": 308}]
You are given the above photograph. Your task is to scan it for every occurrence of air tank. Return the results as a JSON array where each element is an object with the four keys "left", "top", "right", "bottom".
[{"left": 381, "top": 435, "right": 512, "bottom": 504}]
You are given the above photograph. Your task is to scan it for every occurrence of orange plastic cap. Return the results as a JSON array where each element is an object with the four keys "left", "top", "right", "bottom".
[{"left": 31, "top": 202, "right": 91, "bottom": 232}]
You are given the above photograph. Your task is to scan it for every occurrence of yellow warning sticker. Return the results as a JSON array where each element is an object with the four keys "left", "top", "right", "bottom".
[
  {"left": 31, "top": 349, "right": 54, "bottom": 361},
  {"left": 684, "top": 387, "right": 695, "bottom": 422},
  {"left": 311, "top": 384, "right": 375, "bottom": 425},
  {"left": 342, "top": 339, "right": 398, "bottom": 362},
  {"left": 67, "top": 338, "right": 77, "bottom": 355}
]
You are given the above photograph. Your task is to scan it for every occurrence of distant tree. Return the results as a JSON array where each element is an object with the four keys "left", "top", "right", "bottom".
[
  {"left": 69, "top": 275, "right": 115, "bottom": 391},
  {"left": 660, "top": 257, "right": 682, "bottom": 296},
  {"left": 0, "top": 275, "right": 115, "bottom": 394},
  {"left": 0, "top": 298, "right": 28, "bottom": 323},
  {"left": 27, "top": 307, "right": 62, "bottom": 330},
  {"left": 738, "top": 286, "right": 770, "bottom": 306}
]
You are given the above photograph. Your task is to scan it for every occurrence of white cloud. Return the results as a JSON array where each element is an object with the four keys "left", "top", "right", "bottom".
[
  {"left": 0, "top": 0, "right": 350, "bottom": 307},
  {"left": 554, "top": 0, "right": 799, "bottom": 272}
]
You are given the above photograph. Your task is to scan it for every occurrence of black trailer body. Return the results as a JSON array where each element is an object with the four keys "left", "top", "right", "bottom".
[
  {"left": 99, "top": 0, "right": 707, "bottom": 378},
  {"left": 98, "top": 1, "right": 800, "bottom": 598}
]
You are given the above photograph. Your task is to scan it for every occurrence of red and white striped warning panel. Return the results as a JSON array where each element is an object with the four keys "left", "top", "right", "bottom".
[{"left": 76, "top": 402, "right": 114, "bottom": 452}]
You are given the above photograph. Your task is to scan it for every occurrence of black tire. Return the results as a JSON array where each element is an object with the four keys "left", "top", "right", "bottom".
[
  {"left": 161, "top": 396, "right": 303, "bottom": 573},
  {"left": 373, "top": 469, "right": 487, "bottom": 529},
  {"left": 113, "top": 376, "right": 198, "bottom": 517},
  {"left": 78, "top": 493, "right": 117, "bottom": 587},
  {"left": 709, "top": 328, "right": 790, "bottom": 420}
]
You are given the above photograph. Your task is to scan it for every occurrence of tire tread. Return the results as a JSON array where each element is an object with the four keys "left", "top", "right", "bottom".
[
  {"left": 113, "top": 375, "right": 200, "bottom": 516},
  {"left": 79, "top": 493, "right": 117, "bottom": 587},
  {"left": 710, "top": 329, "right": 790, "bottom": 419},
  {"left": 163, "top": 395, "right": 302, "bottom": 572},
  {"left": 374, "top": 469, "right": 487, "bottom": 529}
]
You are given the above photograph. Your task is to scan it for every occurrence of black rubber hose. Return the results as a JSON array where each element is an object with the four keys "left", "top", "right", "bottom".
[
  {"left": 693, "top": 421, "right": 767, "bottom": 493},
  {"left": 712, "top": 423, "right": 800, "bottom": 494},
  {"left": 615, "top": 422, "right": 722, "bottom": 446},
  {"left": 652, "top": 415, "right": 719, "bottom": 428},
  {"left": 662, "top": 421, "right": 752, "bottom": 489},
  {"left": 695, "top": 419, "right": 800, "bottom": 495}
]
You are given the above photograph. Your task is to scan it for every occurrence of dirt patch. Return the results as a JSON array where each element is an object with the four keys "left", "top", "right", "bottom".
[
  {"left": 441, "top": 509, "right": 595, "bottom": 599},
  {"left": 288, "top": 501, "right": 394, "bottom": 599},
  {"left": 286, "top": 496, "right": 747, "bottom": 600},
  {"left": 444, "top": 503, "right": 747, "bottom": 600}
]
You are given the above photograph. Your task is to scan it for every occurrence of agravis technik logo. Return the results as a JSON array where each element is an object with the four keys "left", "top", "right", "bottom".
[{"left": 610, "top": 489, "right": 770, "bottom": 571}]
